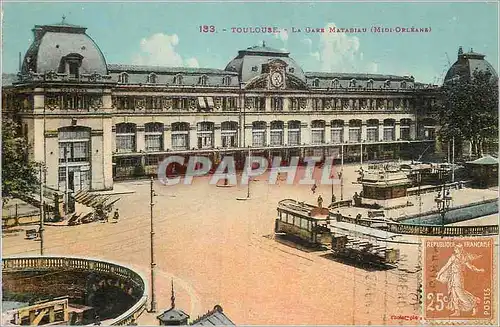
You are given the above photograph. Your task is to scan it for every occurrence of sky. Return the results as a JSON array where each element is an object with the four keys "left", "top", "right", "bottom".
[{"left": 1, "top": 1, "right": 499, "bottom": 83}]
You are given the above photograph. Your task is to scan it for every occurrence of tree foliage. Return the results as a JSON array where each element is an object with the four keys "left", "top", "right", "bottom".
[
  {"left": 436, "top": 70, "right": 498, "bottom": 157},
  {"left": 1, "top": 118, "right": 39, "bottom": 204}
]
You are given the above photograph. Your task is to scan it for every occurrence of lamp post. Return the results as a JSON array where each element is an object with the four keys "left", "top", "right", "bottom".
[{"left": 435, "top": 186, "right": 452, "bottom": 238}]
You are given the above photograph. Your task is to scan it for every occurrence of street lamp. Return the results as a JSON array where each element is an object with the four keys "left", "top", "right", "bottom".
[
  {"left": 435, "top": 186, "right": 452, "bottom": 237},
  {"left": 337, "top": 171, "right": 343, "bottom": 201}
]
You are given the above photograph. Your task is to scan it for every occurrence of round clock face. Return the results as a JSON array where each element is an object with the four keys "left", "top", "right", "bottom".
[{"left": 271, "top": 72, "right": 284, "bottom": 87}]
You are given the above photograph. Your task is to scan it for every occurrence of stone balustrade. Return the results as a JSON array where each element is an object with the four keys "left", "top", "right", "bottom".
[{"left": 2, "top": 256, "right": 148, "bottom": 326}]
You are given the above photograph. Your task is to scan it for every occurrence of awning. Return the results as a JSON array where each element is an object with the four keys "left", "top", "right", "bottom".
[
  {"left": 206, "top": 97, "right": 214, "bottom": 108},
  {"left": 198, "top": 97, "right": 206, "bottom": 109}
]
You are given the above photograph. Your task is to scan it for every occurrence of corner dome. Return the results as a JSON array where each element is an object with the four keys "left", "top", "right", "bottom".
[
  {"left": 444, "top": 47, "right": 497, "bottom": 84},
  {"left": 21, "top": 22, "right": 107, "bottom": 75},
  {"left": 225, "top": 44, "right": 306, "bottom": 83}
]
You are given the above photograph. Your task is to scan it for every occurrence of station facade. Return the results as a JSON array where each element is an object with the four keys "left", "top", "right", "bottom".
[{"left": 3, "top": 22, "right": 462, "bottom": 192}]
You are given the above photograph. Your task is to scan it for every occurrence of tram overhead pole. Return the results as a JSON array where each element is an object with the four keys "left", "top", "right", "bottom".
[
  {"left": 39, "top": 162, "right": 45, "bottom": 256},
  {"left": 149, "top": 176, "right": 157, "bottom": 313}
]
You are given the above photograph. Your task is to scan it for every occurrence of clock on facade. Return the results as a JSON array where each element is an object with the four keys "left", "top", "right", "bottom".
[{"left": 270, "top": 71, "right": 284, "bottom": 87}]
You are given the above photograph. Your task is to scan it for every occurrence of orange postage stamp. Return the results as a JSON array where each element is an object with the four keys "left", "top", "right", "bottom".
[{"left": 423, "top": 238, "right": 495, "bottom": 324}]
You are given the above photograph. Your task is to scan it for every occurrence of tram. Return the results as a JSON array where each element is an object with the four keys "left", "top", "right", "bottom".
[{"left": 275, "top": 199, "right": 331, "bottom": 245}]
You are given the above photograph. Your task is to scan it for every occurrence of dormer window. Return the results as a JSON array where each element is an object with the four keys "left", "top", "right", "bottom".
[
  {"left": 349, "top": 79, "right": 357, "bottom": 88},
  {"left": 366, "top": 79, "right": 374, "bottom": 89},
  {"left": 173, "top": 74, "right": 183, "bottom": 85},
  {"left": 59, "top": 53, "right": 84, "bottom": 79},
  {"left": 198, "top": 75, "right": 208, "bottom": 85},
  {"left": 331, "top": 79, "right": 340, "bottom": 88},
  {"left": 222, "top": 76, "right": 231, "bottom": 86},
  {"left": 312, "top": 78, "right": 320, "bottom": 87},
  {"left": 118, "top": 72, "right": 129, "bottom": 84},
  {"left": 289, "top": 67, "right": 295, "bottom": 73},
  {"left": 251, "top": 66, "right": 258, "bottom": 72},
  {"left": 384, "top": 80, "right": 391, "bottom": 88},
  {"left": 400, "top": 81, "right": 407, "bottom": 89},
  {"left": 147, "top": 73, "right": 157, "bottom": 84}
]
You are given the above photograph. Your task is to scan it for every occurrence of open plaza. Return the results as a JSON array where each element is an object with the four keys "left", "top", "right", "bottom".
[{"left": 2, "top": 163, "right": 498, "bottom": 325}]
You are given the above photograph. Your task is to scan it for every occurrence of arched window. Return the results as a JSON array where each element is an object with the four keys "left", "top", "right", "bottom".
[
  {"left": 171, "top": 122, "right": 190, "bottom": 150},
  {"left": 287, "top": 121, "right": 301, "bottom": 146},
  {"left": 270, "top": 121, "right": 284, "bottom": 146},
  {"left": 221, "top": 121, "right": 238, "bottom": 148},
  {"left": 349, "top": 79, "right": 357, "bottom": 88},
  {"left": 198, "top": 75, "right": 208, "bottom": 85},
  {"left": 222, "top": 76, "right": 231, "bottom": 86},
  {"left": 400, "top": 119, "right": 411, "bottom": 140},
  {"left": 173, "top": 74, "right": 183, "bottom": 85},
  {"left": 331, "top": 120, "right": 344, "bottom": 143},
  {"left": 366, "top": 119, "right": 379, "bottom": 142},
  {"left": 58, "top": 126, "right": 91, "bottom": 191},
  {"left": 118, "top": 72, "right": 129, "bottom": 84},
  {"left": 348, "top": 119, "right": 362, "bottom": 143},
  {"left": 383, "top": 119, "right": 396, "bottom": 141},
  {"left": 145, "top": 122, "right": 164, "bottom": 152},
  {"left": 197, "top": 122, "right": 214, "bottom": 149},
  {"left": 311, "top": 120, "right": 325, "bottom": 145},
  {"left": 312, "top": 78, "right": 320, "bottom": 87},
  {"left": 147, "top": 73, "right": 157, "bottom": 84},
  {"left": 331, "top": 79, "right": 340, "bottom": 88},
  {"left": 366, "top": 79, "right": 374, "bottom": 89},
  {"left": 252, "top": 121, "right": 267, "bottom": 146},
  {"left": 115, "top": 123, "right": 136, "bottom": 153}
]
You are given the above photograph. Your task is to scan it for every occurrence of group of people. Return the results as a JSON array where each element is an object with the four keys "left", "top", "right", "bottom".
[{"left": 96, "top": 206, "right": 120, "bottom": 223}]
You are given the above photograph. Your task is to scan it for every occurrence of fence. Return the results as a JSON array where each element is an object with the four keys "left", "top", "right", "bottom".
[{"left": 2, "top": 256, "right": 148, "bottom": 326}]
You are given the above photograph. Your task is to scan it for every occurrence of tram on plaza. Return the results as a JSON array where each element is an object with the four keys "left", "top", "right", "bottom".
[
  {"left": 274, "top": 199, "right": 401, "bottom": 266},
  {"left": 275, "top": 199, "right": 331, "bottom": 245}
]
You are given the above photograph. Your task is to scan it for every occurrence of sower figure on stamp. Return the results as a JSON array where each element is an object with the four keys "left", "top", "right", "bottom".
[{"left": 436, "top": 243, "right": 484, "bottom": 316}]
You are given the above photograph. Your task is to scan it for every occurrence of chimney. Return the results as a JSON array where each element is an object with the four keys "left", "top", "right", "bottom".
[{"left": 458, "top": 46, "right": 463, "bottom": 56}]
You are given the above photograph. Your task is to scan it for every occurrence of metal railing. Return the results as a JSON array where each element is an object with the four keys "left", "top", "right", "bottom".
[{"left": 2, "top": 256, "right": 148, "bottom": 326}]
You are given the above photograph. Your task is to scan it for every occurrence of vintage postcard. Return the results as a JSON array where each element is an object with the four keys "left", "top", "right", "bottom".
[{"left": 1, "top": 0, "right": 498, "bottom": 326}]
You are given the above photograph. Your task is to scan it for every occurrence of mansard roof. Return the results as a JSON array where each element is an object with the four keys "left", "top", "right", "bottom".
[
  {"left": 108, "top": 64, "right": 238, "bottom": 75},
  {"left": 305, "top": 72, "right": 413, "bottom": 81}
]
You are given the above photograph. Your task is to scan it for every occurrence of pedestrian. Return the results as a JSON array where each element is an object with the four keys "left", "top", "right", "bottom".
[
  {"left": 113, "top": 209, "right": 119, "bottom": 222},
  {"left": 317, "top": 195, "right": 323, "bottom": 208},
  {"left": 311, "top": 183, "right": 317, "bottom": 194}
]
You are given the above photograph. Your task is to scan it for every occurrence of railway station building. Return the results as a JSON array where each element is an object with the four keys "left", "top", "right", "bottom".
[{"left": 2, "top": 21, "right": 495, "bottom": 192}]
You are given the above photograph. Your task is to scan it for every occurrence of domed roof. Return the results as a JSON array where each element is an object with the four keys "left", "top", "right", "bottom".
[
  {"left": 21, "top": 22, "right": 107, "bottom": 75},
  {"left": 444, "top": 47, "right": 497, "bottom": 84},
  {"left": 225, "top": 44, "right": 305, "bottom": 83}
]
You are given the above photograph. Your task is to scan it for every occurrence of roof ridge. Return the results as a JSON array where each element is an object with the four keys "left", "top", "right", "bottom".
[{"left": 190, "top": 305, "right": 224, "bottom": 325}]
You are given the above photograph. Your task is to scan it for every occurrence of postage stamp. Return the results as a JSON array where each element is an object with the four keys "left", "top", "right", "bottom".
[{"left": 423, "top": 238, "right": 495, "bottom": 324}]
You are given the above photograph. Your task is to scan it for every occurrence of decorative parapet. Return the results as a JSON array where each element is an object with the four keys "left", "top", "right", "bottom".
[
  {"left": 2, "top": 256, "right": 148, "bottom": 326},
  {"left": 17, "top": 71, "right": 114, "bottom": 84}
]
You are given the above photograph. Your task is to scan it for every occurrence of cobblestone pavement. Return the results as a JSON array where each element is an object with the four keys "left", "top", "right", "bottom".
[{"left": 2, "top": 163, "right": 498, "bottom": 325}]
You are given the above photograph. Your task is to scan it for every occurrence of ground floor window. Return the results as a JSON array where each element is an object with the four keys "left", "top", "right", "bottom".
[
  {"left": 349, "top": 128, "right": 361, "bottom": 143},
  {"left": 270, "top": 130, "right": 283, "bottom": 146},
  {"left": 288, "top": 130, "right": 300, "bottom": 146},
  {"left": 400, "top": 127, "right": 410, "bottom": 140},
  {"left": 252, "top": 131, "right": 266, "bottom": 146},
  {"left": 311, "top": 130, "right": 324, "bottom": 145},
  {"left": 172, "top": 133, "right": 189, "bottom": 150},
  {"left": 383, "top": 127, "right": 395, "bottom": 141},
  {"left": 222, "top": 134, "right": 237, "bottom": 147},
  {"left": 58, "top": 165, "right": 91, "bottom": 192},
  {"left": 331, "top": 128, "right": 343, "bottom": 144},
  {"left": 367, "top": 127, "right": 378, "bottom": 142}
]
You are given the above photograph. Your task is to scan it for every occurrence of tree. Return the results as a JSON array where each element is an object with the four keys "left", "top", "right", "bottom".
[
  {"left": 436, "top": 70, "right": 498, "bottom": 157},
  {"left": 1, "top": 118, "right": 39, "bottom": 204}
]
